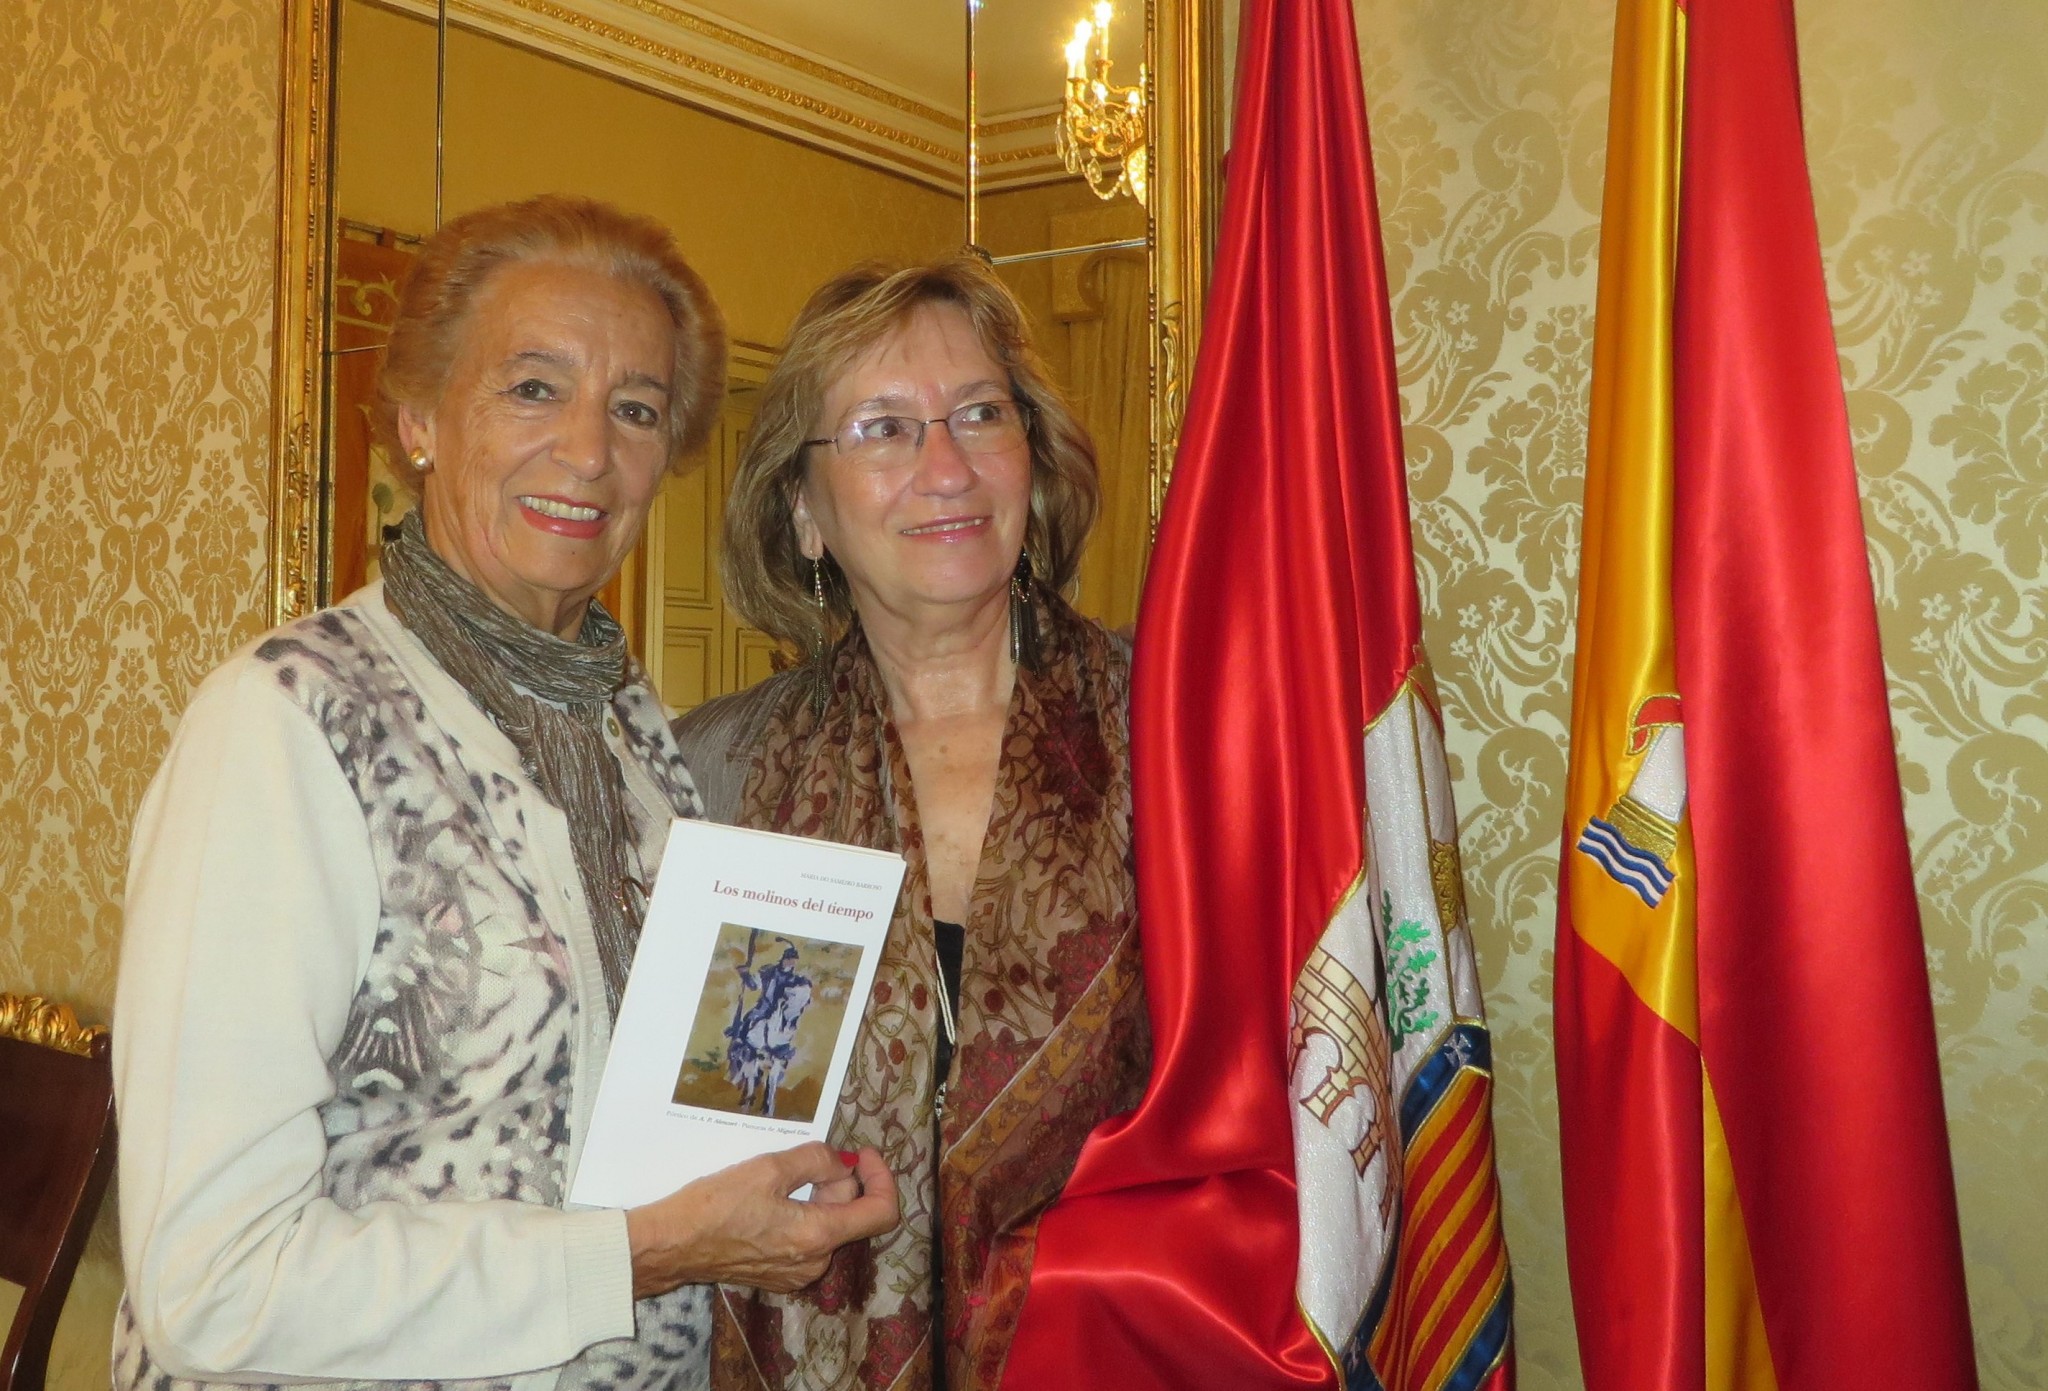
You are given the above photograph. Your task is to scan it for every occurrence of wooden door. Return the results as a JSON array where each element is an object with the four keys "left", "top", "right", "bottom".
[{"left": 642, "top": 355, "right": 784, "bottom": 715}]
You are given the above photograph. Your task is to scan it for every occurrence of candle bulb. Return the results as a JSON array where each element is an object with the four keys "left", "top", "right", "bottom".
[{"left": 1058, "top": 0, "right": 1148, "bottom": 205}]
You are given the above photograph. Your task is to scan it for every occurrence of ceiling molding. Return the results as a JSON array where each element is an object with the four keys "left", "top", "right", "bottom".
[
  {"left": 370, "top": 0, "right": 1077, "bottom": 192},
  {"left": 610, "top": 0, "right": 956, "bottom": 125},
  {"left": 977, "top": 104, "right": 1066, "bottom": 188}
]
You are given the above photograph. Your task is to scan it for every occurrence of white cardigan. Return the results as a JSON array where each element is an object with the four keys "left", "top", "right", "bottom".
[{"left": 113, "top": 584, "right": 709, "bottom": 1391}]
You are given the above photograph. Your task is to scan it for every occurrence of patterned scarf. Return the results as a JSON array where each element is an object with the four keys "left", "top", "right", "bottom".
[
  {"left": 381, "top": 508, "right": 642, "bottom": 1013},
  {"left": 711, "top": 592, "right": 1151, "bottom": 1391}
]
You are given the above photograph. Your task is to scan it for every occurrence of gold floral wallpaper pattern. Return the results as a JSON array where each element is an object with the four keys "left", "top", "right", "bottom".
[
  {"left": 1349, "top": 0, "right": 2047, "bottom": 1384},
  {"left": 0, "top": 2, "right": 277, "bottom": 1388},
  {"left": 1805, "top": 5, "right": 2048, "bottom": 1379}
]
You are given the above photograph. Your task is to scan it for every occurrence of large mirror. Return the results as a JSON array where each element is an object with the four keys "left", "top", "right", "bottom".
[{"left": 272, "top": 0, "right": 1220, "bottom": 714}]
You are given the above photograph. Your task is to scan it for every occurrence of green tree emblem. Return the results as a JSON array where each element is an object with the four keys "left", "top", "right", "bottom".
[{"left": 1382, "top": 891, "right": 1442, "bottom": 1047}]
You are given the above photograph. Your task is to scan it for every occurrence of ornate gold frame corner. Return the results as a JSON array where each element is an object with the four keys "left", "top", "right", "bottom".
[
  {"left": 271, "top": 0, "right": 339, "bottom": 626},
  {"left": 0, "top": 993, "right": 110, "bottom": 1059}
]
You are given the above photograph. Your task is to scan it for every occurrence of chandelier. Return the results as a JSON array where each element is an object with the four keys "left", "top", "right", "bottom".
[{"left": 1058, "top": 2, "right": 1148, "bottom": 205}]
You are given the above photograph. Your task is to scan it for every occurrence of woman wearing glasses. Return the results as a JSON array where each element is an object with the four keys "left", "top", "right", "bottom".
[{"left": 675, "top": 258, "right": 1150, "bottom": 1390}]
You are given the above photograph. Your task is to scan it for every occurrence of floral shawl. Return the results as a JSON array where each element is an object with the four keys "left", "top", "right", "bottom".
[{"left": 701, "top": 595, "right": 1150, "bottom": 1391}]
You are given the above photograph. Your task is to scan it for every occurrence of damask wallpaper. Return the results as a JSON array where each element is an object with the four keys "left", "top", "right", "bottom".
[
  {"left": 0, "top": 1, "right": 278, "bottom": 1387},
  {"left": 1346, "top": 0, "right": 2047, "bottom": 1383}
]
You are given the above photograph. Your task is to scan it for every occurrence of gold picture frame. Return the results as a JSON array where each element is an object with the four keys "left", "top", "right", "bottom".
[
  {"left": 267, "top": 0, "right": 1224, "bottom": 626},
  {"left": 270, "top": 0, "right": 338, "bottom": 624}
]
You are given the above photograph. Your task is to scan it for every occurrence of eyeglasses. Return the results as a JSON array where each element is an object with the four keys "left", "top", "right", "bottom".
[{"left": 803, "top": 398, "right": 1031, "bottom": 468}]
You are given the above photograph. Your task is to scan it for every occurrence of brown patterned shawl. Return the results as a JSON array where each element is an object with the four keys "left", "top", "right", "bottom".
[{"left": 698, "top": 593, "right": 1150, "bottom": 1391}]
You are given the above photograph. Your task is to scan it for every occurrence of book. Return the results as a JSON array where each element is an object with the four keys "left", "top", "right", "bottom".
[{"left": 568, "top": 818, "right": 907, "bottom": 1210}]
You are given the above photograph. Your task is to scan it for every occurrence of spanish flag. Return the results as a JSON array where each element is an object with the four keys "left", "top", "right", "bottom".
[
  {"left": 1004, "top": 1, "right": 1513, "bottom": 1385},
  {"left": 1556, "top": 1, "right": 1978, "bottom": 1387}
]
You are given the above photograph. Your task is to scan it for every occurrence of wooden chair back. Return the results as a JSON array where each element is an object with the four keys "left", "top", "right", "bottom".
[{"left": 0, "top": 995, "right": 115, "bottom": 1391}]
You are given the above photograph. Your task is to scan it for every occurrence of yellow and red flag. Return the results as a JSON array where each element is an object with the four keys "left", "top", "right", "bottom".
[
  {"left": 1556, "top": 1, "right": 1978, "bottom": 1387},
  {"left": 1004, "top": 1, "right": 1513, "bottom": 1386}
]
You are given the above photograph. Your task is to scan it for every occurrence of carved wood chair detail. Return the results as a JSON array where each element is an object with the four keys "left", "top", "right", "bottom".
[{"left": 0, "top": 994, "right": 116, "bottom": 1391}]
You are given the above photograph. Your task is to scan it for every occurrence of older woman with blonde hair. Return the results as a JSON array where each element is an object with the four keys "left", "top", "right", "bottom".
[
  {"left": 113, "top": 195, "right": 895, "bottom": 1391},
  {"left": 675, "top": 257, "right": 1151, "bottom": 1389}
]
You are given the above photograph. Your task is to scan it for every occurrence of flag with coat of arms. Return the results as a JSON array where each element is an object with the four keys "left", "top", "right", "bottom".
[
  {"left": 1003, "top": 1, "right": 1514, "bottom": 1385},
  {"left": 1554, "top": 1, "right": 1978, "bottom": 1387}
]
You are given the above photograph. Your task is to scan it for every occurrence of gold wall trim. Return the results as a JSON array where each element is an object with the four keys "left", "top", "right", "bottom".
[
  {"left": 471, "top": 4, "right": 960, "bottom": 180},
  {"left": 979, "top": 110, "right": 1054, "bottom": 138},
  {"left": 0, "top": 993, "right": 109, "bottom": 1058},
  {"left": 606, "top": 0, "right": 957, "bottom": 127},
  {"left": 373, "top": 0, "right": 966, "bottom": 188},
  {"left": 370, "top": 0, "right": 1085, "bottom": 193},
  {"left": 1148, "top": 0, "right": 1221, "bottom": 530},
  {"left": 983, "top": 141, "right": 1060, "bottom": 167},
  {"left": 271, "top": 0, "right": 337, "bottom": 624},
  {"left": 499, "top": 0, "right": 961, "bottom": 161}
]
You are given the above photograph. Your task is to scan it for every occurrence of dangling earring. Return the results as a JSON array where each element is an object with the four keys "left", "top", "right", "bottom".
[
  {"left": 809, "top": 554, "right": 832, "bottom": 712},
  {"left": 1009, "top": 550, "right": 1040, "bottom": 672},
  {"left": 408, "top": 448, "right": 431, "bottom": 472}
]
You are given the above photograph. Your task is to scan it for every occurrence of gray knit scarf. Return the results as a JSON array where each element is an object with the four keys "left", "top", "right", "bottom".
[{"left": 381, "top": 508, "right": 641, "bottom": 1014}]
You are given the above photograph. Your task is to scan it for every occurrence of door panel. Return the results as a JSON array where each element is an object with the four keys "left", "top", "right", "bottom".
[{"left": 645, "top": 362, "right": 780, "bottom": 716}]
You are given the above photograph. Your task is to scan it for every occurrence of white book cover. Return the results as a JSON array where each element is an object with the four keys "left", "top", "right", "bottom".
[{"left": 569, "top": 818, "right": 907, "bottom": 1210}]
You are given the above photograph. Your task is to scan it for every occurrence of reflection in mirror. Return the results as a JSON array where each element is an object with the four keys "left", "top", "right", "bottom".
[
  {"left": 971, "top": 0, "right": 1152, "bottom": 629},
  {"left": 984, "top": 223, "right": 1149, "bottom": 630},
  {"left": 321, "top": 0, "right": 1174, "bottom": 712}
]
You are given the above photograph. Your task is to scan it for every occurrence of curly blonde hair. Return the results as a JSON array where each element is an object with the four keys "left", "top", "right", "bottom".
[
  {"left": 723, "top": 256, "right": 1100, "bottom": 651},
  {"left": 374, "top": 194, "right": 727, "bottom": 478}
]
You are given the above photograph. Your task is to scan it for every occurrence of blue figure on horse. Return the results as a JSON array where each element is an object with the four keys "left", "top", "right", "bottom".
[{"left": 724, "top": 940, "right": 814, "bottom": 1116}]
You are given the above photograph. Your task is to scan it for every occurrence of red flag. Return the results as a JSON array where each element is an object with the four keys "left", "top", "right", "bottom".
[
  {"left": 1005, "top": 2, "right": 1513, "bottom": 1386},
  {"left": 1555, "top": 0, "right": 1978, "bottom": 1386}
]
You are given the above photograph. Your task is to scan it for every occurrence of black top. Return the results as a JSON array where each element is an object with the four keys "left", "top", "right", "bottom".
[
  {"left": 932, "top": 918, "right": 965, "bottom": 1087},
  {"left": 930, "top": 918, "right": 966, "bottom": 1388}
]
